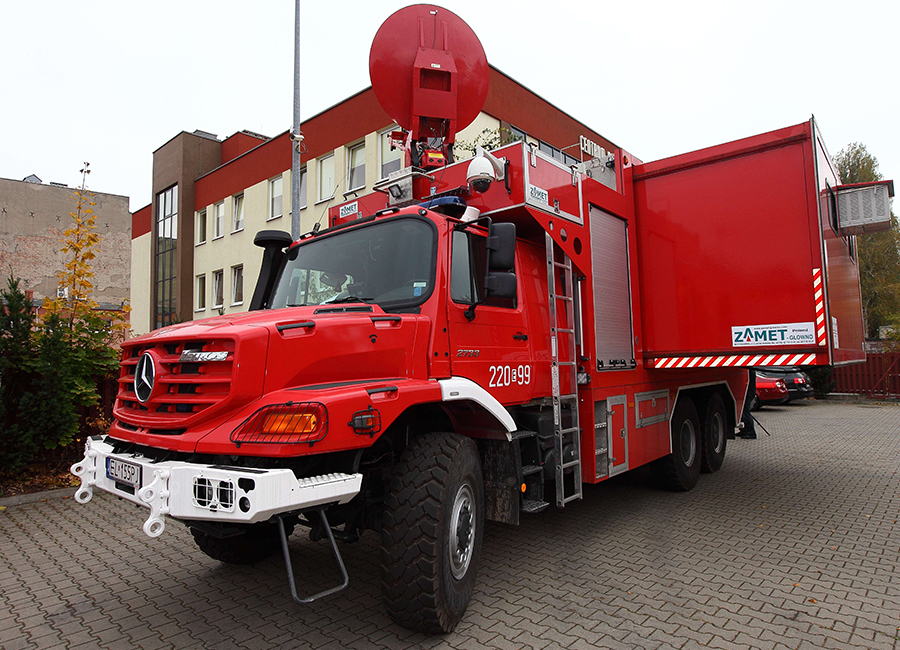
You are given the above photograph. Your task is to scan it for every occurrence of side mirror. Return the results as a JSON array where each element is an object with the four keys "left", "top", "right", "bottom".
[
  {"left": 249, "top": 230, "right": 294, "bottom": 310},
  {"left": 484, "top": 271, "right": 516, "bottom": 299},
  {"left": 486, "top": 222, "right": 515, "bottom": 271}
]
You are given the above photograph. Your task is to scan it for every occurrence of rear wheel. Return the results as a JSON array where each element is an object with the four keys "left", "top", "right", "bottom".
[
  {"left": 381, "top": 432, "right": 484, "bottom": 634},
  {"left": 656, "top": 397, "right": 701, "bottom": 491},
  {"left": 191, "top": 521, "right": 291, "bottom": 565},
  {"left": 701, "top": 393, "right": 727, "bottom": 473}
]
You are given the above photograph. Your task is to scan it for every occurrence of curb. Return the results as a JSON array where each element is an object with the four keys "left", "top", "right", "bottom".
[{"left": 0, "top": 487, "right": 75, "bottom": 508}]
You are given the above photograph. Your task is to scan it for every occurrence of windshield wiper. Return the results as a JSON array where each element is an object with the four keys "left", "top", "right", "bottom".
[
  {"left": 286, "top": 302, "right": 307, "bottom": 307},
  {"left": 328, "top": 296, "right": 373, "bottom": 304}
]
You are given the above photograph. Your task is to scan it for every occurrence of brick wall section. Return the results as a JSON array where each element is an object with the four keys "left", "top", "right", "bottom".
[{"left": 0, "top": 177, "right": 131, "bottom": 306}]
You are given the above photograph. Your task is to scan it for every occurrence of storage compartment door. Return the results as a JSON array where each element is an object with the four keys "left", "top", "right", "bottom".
[
  {"left": 607, "top": 395, "right": 628, "bottom": 476},
  {"left": 590, "top": 207, "right": 634, "bottom": 371}
]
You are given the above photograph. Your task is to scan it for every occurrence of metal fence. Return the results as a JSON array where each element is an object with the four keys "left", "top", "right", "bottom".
[{"left": 833, "top": 352, "right": 900, "bottom": 398}]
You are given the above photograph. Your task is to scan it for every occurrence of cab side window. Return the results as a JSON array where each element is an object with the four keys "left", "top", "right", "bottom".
[{"left": 451, "top": 230, "right": 516, "bottom": 308}]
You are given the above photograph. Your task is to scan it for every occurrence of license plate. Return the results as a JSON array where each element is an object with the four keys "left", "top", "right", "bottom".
[{"left": 107, "top": 457, "right": 142, "bottom": 488}]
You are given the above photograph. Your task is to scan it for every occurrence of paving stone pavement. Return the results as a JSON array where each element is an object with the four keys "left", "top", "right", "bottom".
[{"left": 2, "top": 400, "right": 899, "bottom": 650}]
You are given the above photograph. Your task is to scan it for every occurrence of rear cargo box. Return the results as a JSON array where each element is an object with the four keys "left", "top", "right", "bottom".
[{"left": 633, "top": 119, "right": 866, "bottom": 368}]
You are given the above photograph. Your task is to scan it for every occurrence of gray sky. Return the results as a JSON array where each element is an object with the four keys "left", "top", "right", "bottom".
[{"left": 1, "top": 0, "right": 897, "bottom": 212}]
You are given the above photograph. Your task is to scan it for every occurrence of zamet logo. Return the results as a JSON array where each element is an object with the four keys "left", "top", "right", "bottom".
[{"left": 731, "top": 322, "right": 815, "bottom": 348}]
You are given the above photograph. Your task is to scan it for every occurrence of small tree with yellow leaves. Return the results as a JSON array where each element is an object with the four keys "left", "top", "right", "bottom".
[{"left": 34, "top": 163, "right": 129, "bottom": 449}]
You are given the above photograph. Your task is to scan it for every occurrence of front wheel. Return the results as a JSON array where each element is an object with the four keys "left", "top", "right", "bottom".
[
  {"left": 655, "top": 397, "right": 702, "bottom": 491},
  {"left": 381, "top": 432, "right": 484, "bottom": 634}
]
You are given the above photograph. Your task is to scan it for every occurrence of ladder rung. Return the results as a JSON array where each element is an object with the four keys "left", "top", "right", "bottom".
[
  {"left": 556, "top": 327, "right": 575, "bottom": 333},
  {"left": 562, "top": 493, "right": 582, "bottom": 504},
  {"left": 556, "top": 296, "right": 573, "bottom": 302},
  {"left": 522, "top": 465, "right": 543, "bottom": 476},
  {"left": 562, "top": 460, "right": 581, "bottom": 469},
  {"left": 553, "top": 261, "right": 571, "bottom": 269},
  {"left": 560, "top": 428, "right": 580, "bottom": 436},
  {"left": 558, "top": 361, "right": 576, "bottom": 366}
]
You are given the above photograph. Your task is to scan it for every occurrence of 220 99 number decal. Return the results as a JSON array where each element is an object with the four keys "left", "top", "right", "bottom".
[{"left": 489, "top": 365, "right": 531, "bottom": 387}]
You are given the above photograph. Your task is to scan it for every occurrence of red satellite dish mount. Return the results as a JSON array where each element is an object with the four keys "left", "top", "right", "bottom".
[{"left": 369, "top": 4, "right": 489, "bottom": 168}]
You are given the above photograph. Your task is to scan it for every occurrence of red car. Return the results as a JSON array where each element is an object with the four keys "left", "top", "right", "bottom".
[{"left": 750, "top": 374, "right": 789, "bottom": 410}]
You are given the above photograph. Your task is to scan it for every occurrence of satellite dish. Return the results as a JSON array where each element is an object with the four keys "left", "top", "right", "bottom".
[{"left": 369, "top": 4, "right": 489, "bottom": 144}]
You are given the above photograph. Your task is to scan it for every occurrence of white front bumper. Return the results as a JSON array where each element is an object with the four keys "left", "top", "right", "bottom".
[{"left": 71, "top": 437, "right": 362, "bottom": 538}]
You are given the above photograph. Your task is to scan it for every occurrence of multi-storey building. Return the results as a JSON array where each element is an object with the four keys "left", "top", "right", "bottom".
[{"left": 130, "top": 66, "right": 618, "bottom": 335}]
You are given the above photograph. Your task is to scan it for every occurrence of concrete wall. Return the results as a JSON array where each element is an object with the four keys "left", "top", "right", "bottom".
[{"left": 0, "top": 177, "right": 131, "bottom": 307}]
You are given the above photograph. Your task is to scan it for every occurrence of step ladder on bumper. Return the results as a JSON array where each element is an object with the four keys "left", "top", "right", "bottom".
[{"left": 546, "top": 233, "right": 583, "bottom": 506}]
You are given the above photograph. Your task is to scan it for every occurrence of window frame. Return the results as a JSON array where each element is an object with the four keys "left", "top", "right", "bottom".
[
  {"left": 212, "top": 269, "right": 224, "bottom": 308},
  {"left": 232, "top": 193, "right": 244, "bottom": 233},
  {"left": 297, "top": 167, "right": 307, "bottom": 211},
  {"left": 269, "top": 176, "right": 283, "bottom": 221},
  {"left": 318, "top": 154, "right": 335, "bottom": 202},
  {"left": 213, "top": 201, "right": 225, "bottom": 239},
  {"left": 348, "top": 142, "right": 366, "bottom": 191},
  {"left": 196, "top": 209, "right": 207, "bottom": 245},
  {"left": 231, "top": 265, "right": 244, "bottom": 306},
  {"left": 195, "top": 274, "right": 206, "bottom": 312}
]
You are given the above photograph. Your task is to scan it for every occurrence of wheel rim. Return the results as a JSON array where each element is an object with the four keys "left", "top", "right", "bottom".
[
  {"left": 679, "top": 420, "right": 697, "bottom": 466},
  {"left": 711, "top": 412, "right": 725, "bottom": 454},
  {"left": 449, "top": 483, "right": 475, "bottom": 580}
]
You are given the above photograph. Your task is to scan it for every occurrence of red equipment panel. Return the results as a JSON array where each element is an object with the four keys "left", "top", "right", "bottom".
[
  {"left": 634, "top": 119, "right": 866, "bottom": 368},
  {"left": 328, "top": 193, "right": 389, "bottom": 228}
]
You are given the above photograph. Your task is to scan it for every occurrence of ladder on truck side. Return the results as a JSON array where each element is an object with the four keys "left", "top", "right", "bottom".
[{"left": 545, "top": 233, "right": 583, "bottom": 506}]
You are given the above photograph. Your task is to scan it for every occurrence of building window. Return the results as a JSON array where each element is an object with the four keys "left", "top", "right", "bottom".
[
  {"left": 348, "top": 143, "right": 366, "bottom": 191},
  {"left": 232, "top": 265, "right": 244, "bottom": 305},
  {"left": 232, "top": 193, "right": 244, "bottom": 232},
  {"left": 195, "top": 274, "right": 206, "bottom": 311},
  {"left": 298, "top": 167, "right": 307, "bottom": 210},
  {"left": 380, "top": 129, "right": 403, "bottom": 178},
  {"left": 537, "top": 139, "right": 578, "bottom": 166},
  {"left": 214, "top": 201, "right": 224, "bottom": 238},
  {"left": 196, "top": 209, "right": 207, "bottom": 245},
  {"left": 269, "top": 176, "right": 283, "bottom": 220},
  {"left": 508, "top": 125, "right": 527, "bottom": 143},
  {"left": 318, "top": 154, "right": 335, "bottom": 201},
  {"left": 213, "top": 269, "right": 224, "bottom": 308},
  {"left": 155, "top": 184, "right": 178, "bottom": 329}
]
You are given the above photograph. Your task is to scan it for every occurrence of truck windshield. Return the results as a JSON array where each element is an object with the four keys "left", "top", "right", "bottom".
[{"left": 269, "top": 217, "right": 436, "bottom": 310}]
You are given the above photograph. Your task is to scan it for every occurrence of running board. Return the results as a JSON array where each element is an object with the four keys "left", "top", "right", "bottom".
[{"left": 279, "top": 508, "right": 349, "bottom": 604}]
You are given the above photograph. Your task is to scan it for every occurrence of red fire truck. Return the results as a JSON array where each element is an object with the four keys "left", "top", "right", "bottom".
[{"left": 72, "top": 4, "right": 892, "bottom": 634}]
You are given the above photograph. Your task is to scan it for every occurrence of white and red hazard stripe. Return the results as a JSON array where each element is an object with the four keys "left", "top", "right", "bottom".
[
  {"left": 813, "top": 267, "right": 827, "bottom": 346},
  {"left": 648, "top": 352, "right": 818, "bottom": 370}
]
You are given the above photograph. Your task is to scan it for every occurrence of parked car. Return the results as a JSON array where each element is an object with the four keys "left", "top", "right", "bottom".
[
  {"left": 751, "top": 373, "right": 789, "bottom": 410},
  {"left": 755, "top": 367, "right": 814, "bottom": 403}
]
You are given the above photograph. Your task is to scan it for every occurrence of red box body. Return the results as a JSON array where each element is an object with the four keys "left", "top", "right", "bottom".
[{"left": 633, "top": 120, "right": 864, "bottom": 367}]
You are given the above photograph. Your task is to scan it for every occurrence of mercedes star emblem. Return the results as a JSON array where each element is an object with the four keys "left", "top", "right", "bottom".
[{"left": 134, "top": 352, "right": 156, "bottom": 403}]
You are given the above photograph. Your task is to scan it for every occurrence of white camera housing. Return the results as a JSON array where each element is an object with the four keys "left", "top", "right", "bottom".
[{"left": 466, "top": 147, "right": 506, "bottom": 194}]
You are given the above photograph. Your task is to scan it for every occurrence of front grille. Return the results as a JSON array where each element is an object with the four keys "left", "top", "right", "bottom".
[{"left": 115, "top": 338, "right": 234, "bottom": 430}]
